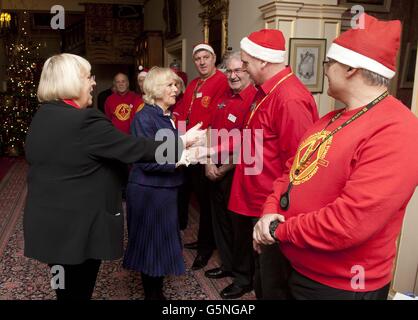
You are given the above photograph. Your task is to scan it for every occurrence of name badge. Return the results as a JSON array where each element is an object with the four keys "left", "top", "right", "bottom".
[
  {"left": 196, "top": 92, "right": 203, "bottom": 98},
  {"left": 227, "top": 113, "right": 237, "bottom": 123}
]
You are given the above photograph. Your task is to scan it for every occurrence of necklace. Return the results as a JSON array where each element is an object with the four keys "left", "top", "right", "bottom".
[
  {"left": 279, "top": 90, "right": 389, "bottom": 211},
  {"left": 244, "top": 72, "right": 293, "bottom": 128}
]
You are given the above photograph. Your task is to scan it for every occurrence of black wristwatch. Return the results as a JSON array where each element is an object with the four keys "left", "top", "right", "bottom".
[{"left": 269, "top": 220, "right": 280, "bottom": 241}]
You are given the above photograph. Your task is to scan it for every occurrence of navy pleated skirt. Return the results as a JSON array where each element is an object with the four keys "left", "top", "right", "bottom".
[{"left": 123, "top": 183, "right": 185, "bottom": 277}]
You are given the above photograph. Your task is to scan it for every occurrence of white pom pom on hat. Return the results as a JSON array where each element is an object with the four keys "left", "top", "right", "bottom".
[{"left": 138, "top": 65, "right": 149, "bottom": 78}]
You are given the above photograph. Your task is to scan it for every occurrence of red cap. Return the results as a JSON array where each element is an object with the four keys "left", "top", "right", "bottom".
[
  {"left": 138, "top": 65, "right": 149, "bottom": 78},
  {"left": 327, "top": 14, "right": 401, "bottom": 79},
  {"left": 240, "top": 29, "right": 286, "bottom": 63}
]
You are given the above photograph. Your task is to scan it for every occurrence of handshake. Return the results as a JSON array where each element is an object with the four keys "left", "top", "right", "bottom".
[{"left": 177, "top": 122, "right": 213, "bottom": 167}]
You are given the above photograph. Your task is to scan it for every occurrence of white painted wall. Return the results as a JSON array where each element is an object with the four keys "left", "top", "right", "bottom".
[
  {"left": 393, "top": 42, "right": 418, "bottom": 296},
  {"left": 164, "top": 0, "right": 203, "bottom": 81},
  {"left": 229, "top": 0, "right": 338, "bottom": 56},
  {"left": 228, "top": 0, "right": 266, "bottom": 52},
  {"left": 179, "top": 0, "right": 203, "bottom": 80},
  {"left": 229, "top": 0, "right": 344, "bottom": 116},
  {"left": 393, "top": 188, "right": 418, "bottom": 295}
]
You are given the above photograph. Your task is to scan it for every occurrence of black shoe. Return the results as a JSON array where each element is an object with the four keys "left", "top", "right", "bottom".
[
  {"left": 184, "top": 241, "right": 198, "bottom": 250},
  {"left": 220, "top": 283, "right": 252, "bottom": 300},
  {"left": 191, "top": 254, "right": 210, "bottom": 270},
  {"left": 205, "top": 267, "right": 233, "bottom": 279}
]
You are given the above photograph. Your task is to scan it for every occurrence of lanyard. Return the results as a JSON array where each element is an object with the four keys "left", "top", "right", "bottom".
[
  {"left": 244, "top": 72, "right": 293, "bottom": 129},
  {"left": 279, "top": 90, "right": 389, "bottom": 211},
  {"left": 186, "top": 79, "right": 205, "bottom": 125}
]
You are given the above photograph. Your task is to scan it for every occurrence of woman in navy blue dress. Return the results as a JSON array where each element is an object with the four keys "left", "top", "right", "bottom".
[{"left": 123, "top": 67, "right": 186, "bottom": 300}]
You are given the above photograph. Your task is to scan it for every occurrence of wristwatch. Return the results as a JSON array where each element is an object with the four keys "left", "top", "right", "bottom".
[{"left": 269, "top": 220, "right": 280, "bottom": 241}]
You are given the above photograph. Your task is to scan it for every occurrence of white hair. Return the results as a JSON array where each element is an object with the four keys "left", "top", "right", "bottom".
[
  {"left": 37, "top": 53, "right": 91, "bottom": 102},
  {"left": 143, "top": 67, "right": 180, "bottom": 105}
]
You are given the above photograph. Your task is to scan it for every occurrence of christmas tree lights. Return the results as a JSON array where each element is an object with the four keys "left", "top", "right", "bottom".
[{"left": 0, "top": 11, "right": 40, "bottom": 156}]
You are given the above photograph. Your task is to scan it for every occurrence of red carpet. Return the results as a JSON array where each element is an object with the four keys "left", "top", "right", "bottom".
[{"left": 0, "top": 161, "right": 256, "bottom": 300}]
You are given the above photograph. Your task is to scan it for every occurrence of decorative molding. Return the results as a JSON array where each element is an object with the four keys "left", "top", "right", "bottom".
[
  {"left": 259, "top": 1, "right": 347, "bottom": 20},
  {"left": 259, "top": 2, "right": 303, "bottom": 19}
]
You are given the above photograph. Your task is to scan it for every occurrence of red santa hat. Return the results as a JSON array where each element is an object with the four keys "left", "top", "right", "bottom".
[
  {"left": 192, "top": 43, "right": 215, "bottom": 56},
  {"left": 138, "top": 65, "right": 149, "bottom": 78},
  {"left": 240, "top": 29, "right": 286, "bottom": 63},
  {"left": 327, "top": 13, "right": 401, "bottom": 79}
]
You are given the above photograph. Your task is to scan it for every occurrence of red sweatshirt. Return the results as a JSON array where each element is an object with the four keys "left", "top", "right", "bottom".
[
  {"left": 104, "top": 91, "right": 143, "bottom": 135},
  {"left": 264, "top": 96, "right": 418, "bottom": 292},
  {"left": 210, "top": 84, "right": 257, "bottom": 164},
  {"left": 228, "top": 67, "right": 319, "bottom": 217},
  {"left": 173, "top": 70, "right": 229, "bottom": 130}
]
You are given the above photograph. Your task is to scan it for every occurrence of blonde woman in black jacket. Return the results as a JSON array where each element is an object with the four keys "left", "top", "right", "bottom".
[{"left": 24, "top": 53, "right": 206, "bottom": 300}]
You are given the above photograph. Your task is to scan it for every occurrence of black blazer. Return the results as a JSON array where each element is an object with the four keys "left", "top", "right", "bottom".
[{"left": 23, "top": 101, "right": 182, "bottom": 264}]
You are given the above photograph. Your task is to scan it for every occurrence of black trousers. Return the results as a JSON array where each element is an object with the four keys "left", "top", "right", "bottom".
[
  {"left": 210, "top": 170, "right": 234, "bottom": 272},
  {"left": 178, "top": 164, "right": 215, "bottom": 256},
  {"left": 141, "top": 273, "right": 164, "bottom": 300},
  {"left": 252, "top": 216, "right": 292, "bottom": 300},
  {"left": 253, "top": 240, "right": 292, "bottom": 300},
  {"left": 48, "top": 259, "right": 101, "bottom": 300},
  {"left": 289, "top": 270, "right": 391, "bottom": 300},
  {"left": 229, "top": 211, "right": 254, "bottom": 288}
]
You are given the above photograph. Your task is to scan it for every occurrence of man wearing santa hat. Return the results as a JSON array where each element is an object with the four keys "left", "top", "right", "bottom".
[
  {"left": 254, "top": 14, "right": 418, "bottom": 299},
  {"left": 224, "top": 29, "right": 319, "bottom": 299},
  {"left": 136, "top": 66, "right": 148, "bottom": 96},
  {"left": 135, "top": 66, "right": 148, "bottom": 113},
  {"left": 174, "top": 43, "right": 229, "bottom": 271}
]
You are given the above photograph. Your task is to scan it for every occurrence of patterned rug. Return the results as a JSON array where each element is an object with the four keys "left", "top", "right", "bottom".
[{"left": 0, "top": 160, "right": 256, "bottom": 300}]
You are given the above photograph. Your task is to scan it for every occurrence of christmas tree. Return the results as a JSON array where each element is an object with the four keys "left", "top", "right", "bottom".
[{"left": 0, "top": 11, "right": 40, "bottom": 156}]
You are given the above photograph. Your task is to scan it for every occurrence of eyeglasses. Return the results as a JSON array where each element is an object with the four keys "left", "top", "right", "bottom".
[
  {"left": 88, "top": 75, "right": 96, "bottom": 82},
  {"left": 225, "top": 68, "right": 245, "bottom": 76}
]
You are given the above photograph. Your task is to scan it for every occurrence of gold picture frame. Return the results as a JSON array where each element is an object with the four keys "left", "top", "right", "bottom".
[
  {"left": 163, "top": 0, "right": 181, "bottom": 39},
  {"left": 198, "top": 0, "right": 229, "bottom": 58},
  {"left": 289, "top": 38, "right": 327, "bottom": 94}
]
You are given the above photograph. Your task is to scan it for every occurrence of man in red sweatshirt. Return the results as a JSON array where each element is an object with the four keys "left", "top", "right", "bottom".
[
  {"left": 203, "top": 51, "right": 256, "bottom": 289},
  {"left": 226, "top": 29, "right": 319, "bottom": 299},
  {"left": 174, "top": 44, "right": 229, "bottom": 271},
  {"left": 254, "top": 14, "right": 418, "bottom": 300},
  {"left": 105, "top": 73, "right": 143, "bottom": 135}
]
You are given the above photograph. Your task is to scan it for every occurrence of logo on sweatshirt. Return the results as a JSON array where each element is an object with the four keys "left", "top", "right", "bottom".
[
  {"left": 201, "top": 96, "right": 211, "bottom": 108},
  {"left": 115, "top": 104, "right": 132, "bottom": 121},
  {"left": 290, "top": 130, "right": 332, "bottom": 185}
]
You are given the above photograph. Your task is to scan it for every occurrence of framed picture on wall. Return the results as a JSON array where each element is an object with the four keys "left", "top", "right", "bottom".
[
  {"left": 339, "top": 0, "right": 392, "bottom": 13},
  {"left": 400, "top": 42, "right": 417, "bottom": 89},
  {"left": 289, "top": 38, "right": 327, "bottom": 94},
  {"left": 163, "top": 0, "right": 181, "bottom": 39}
]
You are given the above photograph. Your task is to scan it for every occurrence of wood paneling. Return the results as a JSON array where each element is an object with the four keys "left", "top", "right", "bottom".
[{"left": 84, "top": 3, "right": 143, "bottom": 64}]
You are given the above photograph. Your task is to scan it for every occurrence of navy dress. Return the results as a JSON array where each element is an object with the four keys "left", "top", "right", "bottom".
[{"left": 123, "top": 104, "right": 185, "bottom": 277}]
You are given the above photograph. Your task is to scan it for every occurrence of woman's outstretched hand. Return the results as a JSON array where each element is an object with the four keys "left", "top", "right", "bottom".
[{"left": 180, "top": 122, "right": 207, "bottom": 148}]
